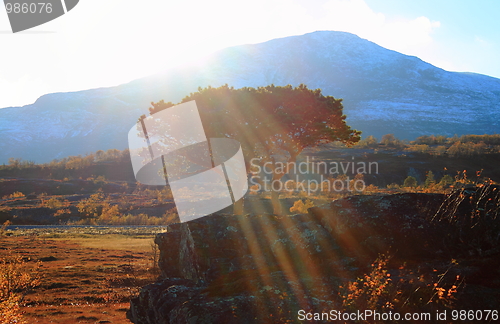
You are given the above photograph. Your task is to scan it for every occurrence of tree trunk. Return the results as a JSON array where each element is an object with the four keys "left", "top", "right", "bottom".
[
  {"left": 233, "top": 197, "right": 244, "bottom": 215},
  {"left": 269, "top": 153, "right": 299, "bottom": 216},
  {"left": 271, "top": 189, "right": 282, "bottom": 215},
  {"left": 270, "top": 158, "right": 283, "bottom": 215}
]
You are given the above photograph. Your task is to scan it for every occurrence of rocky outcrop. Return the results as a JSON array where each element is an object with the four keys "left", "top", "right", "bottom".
[{"left": 129, "top": 190, "right": 500, "bottom": 323}]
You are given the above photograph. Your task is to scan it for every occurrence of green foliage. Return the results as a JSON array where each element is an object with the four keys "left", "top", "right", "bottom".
[
  {"left": 403, "top": 176, "right": 418, "bottom": 188},
  {"left": 424, "top": 171, "right": 435, "bottom": 188},
  {"left": 439, "top": 174, "right": 454, "bottom": 187}
]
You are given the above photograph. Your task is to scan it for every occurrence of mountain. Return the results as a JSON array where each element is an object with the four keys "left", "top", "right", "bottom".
[{"left": 1, "top": 30, "right": 500, "bottom": 164}]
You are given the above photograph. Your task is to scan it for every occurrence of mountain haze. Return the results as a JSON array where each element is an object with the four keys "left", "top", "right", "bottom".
[{"left": 1, "top": 31, "right": 499, "bottom": 163}]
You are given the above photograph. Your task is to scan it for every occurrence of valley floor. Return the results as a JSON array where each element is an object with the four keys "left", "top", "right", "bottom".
[{"left": 0, "top": 229, "right": 160, "bottom": 324}]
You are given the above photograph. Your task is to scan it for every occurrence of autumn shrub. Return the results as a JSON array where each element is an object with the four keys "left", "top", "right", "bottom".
[
  {"left": 97, "top": 204, "right": 121, "bottom": 224},
  {"left": 386, "top": 183, "right": 400, "bottom": 190},
  {"left": 53, "top": 208, "right": 71, "bottom": 218},
  {"left": 289, "top": 199, "right": 314, "bottom": 214},
  {"left": 0, "top": 252, "right": 42, "bottom": 324},
  {"left": 341, "top": 254, "right": 462, "bottom": 320},
  {"left": 77, "top": 192, "right": 106, "bottom": 218},
  {"left": 72, "top": 189, "right": 178, "bottom": 225},
  {"left": 73, "top": 211, "right": 175, "bottom": 226},
  {"left": 0, "top": 221, "right": 11, "bottom": 237},
  {"left": 0, "top": 294, "right": 25, "bottom": 324},
  {"left": 134, "top": 187, "right": 173, "bottom": 201},
  {"left": 414, "top": 135, "right": 448, "bottom": 145},
  {"left": 355, "top": 135, "right": 378, "bottom": 148},
  {"left": 155, "top": 187, "right": 174, "bottom": 201},
  {"left": 341, "top": 255, "right": 393, "bottom": 311},
  {"left": 2, "top": 192, "right": 25, "bottom": 200},
  {"left": 106, "top": 213, "right": 173, "bottom": 225},
  {"left": 447, "top": 141, "right": 488, "bottom": 157},
  {"left": 94, "top": 175, "right": 107, "bottom": 185},
  {"left": 404, "top": 144, "right": 430, "bottom": 154},
  {"left": 363, "top": 184, "right": 379, "bottom": 194},
  {"left": 41, "top": 197, "right": 69, "bottom": 209}
]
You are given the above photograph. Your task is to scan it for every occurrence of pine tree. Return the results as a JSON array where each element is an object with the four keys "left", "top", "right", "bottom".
[{"left": 424, "top": 171, "right": 435, "bottom": 188}]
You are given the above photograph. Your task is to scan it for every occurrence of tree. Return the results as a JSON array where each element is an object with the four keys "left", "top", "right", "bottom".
[
  {"left": 424, "top": 171, "right": 435, "bottom": 188},
  {"left": 439, "top": 174, "right": 454, "bottom": 187},
  {"left": 77, "top": 192, "right": 106, "bottom": 219},
  {"left": 149, "top": 84, "right": 361, "bottom": 215},
  {"left": 355, "top": 135, "right": 378, "bottom": 148},
  {"left": 403, "top": 176, "right": 417, "bottom": 188},
  {"left": 381, "top": 134, "right": 397, "bottom": 146}
]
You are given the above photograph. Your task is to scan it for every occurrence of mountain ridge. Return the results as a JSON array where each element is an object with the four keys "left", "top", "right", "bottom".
[{"left": 1, "top": 30, "right": 499, "bottom": 164}]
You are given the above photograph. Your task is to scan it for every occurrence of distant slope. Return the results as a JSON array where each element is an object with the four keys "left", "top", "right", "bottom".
[{"left": 1, "top": 30, "right": 499, "bottom": 163}]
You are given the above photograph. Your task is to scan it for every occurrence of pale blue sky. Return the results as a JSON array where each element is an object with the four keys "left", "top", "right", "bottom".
[
  {"left": 365, "top": 0, "right": 500, "bottom": 75},
  {"left": 0, "top": 0, "right": 499, "bottom": 108}
]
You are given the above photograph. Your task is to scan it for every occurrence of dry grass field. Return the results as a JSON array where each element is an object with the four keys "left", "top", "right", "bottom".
[{"left": 0, "top": 229, "right": 162, "bottom": 323}]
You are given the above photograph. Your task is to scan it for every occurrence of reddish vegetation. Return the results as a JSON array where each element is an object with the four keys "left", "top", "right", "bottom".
[{"left": 0, "top": 235, "right": 156, "bottom": 324}]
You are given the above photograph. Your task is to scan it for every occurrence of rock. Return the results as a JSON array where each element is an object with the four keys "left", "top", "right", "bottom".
[
  {"left": 129, "top": 271, "right": 343, "bottom": 324},
  {"left": 312, "top": 193, "right": 451, "bottom": 260},
  {"left": 153, "top": 193, "right": 452, "bottom": 285},
  {"left": 154, "top": 212, "right": 343, "bottom": 284},
  {"left": 129, "top": 190, "right": 500, "bottom": 324},
  {"left": 39, "top": 255, "right": 58, "bottom": 261}
]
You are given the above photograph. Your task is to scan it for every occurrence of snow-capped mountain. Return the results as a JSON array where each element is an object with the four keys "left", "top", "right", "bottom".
[{"left": 1, "top": 31, "right": 499, "bottom": 163}]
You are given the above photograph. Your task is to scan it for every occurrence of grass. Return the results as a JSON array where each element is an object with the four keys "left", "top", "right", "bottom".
[
  {"left": 0, "top": 228, "right": 161, "bottom": 324},
  {"left": 0, "top": 140, "right": 499, "bottom": 322},
  {"left": 59, "top": 235, "right": 155, "bottom": 252}
]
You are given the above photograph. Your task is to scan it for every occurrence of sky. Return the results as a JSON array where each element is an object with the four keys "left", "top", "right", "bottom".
[{"left": 0, "top": 0, "right": 499, "bottom": 108}]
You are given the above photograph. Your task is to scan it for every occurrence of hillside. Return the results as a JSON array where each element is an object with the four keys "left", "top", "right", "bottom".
[{"left": 1, "top": 31, "right": 499, "bottom": 163}]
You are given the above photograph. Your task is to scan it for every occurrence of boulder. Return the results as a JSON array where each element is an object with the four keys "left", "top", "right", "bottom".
[{"left": 129, "top": 190, "right": 500, "bottom": 323}]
